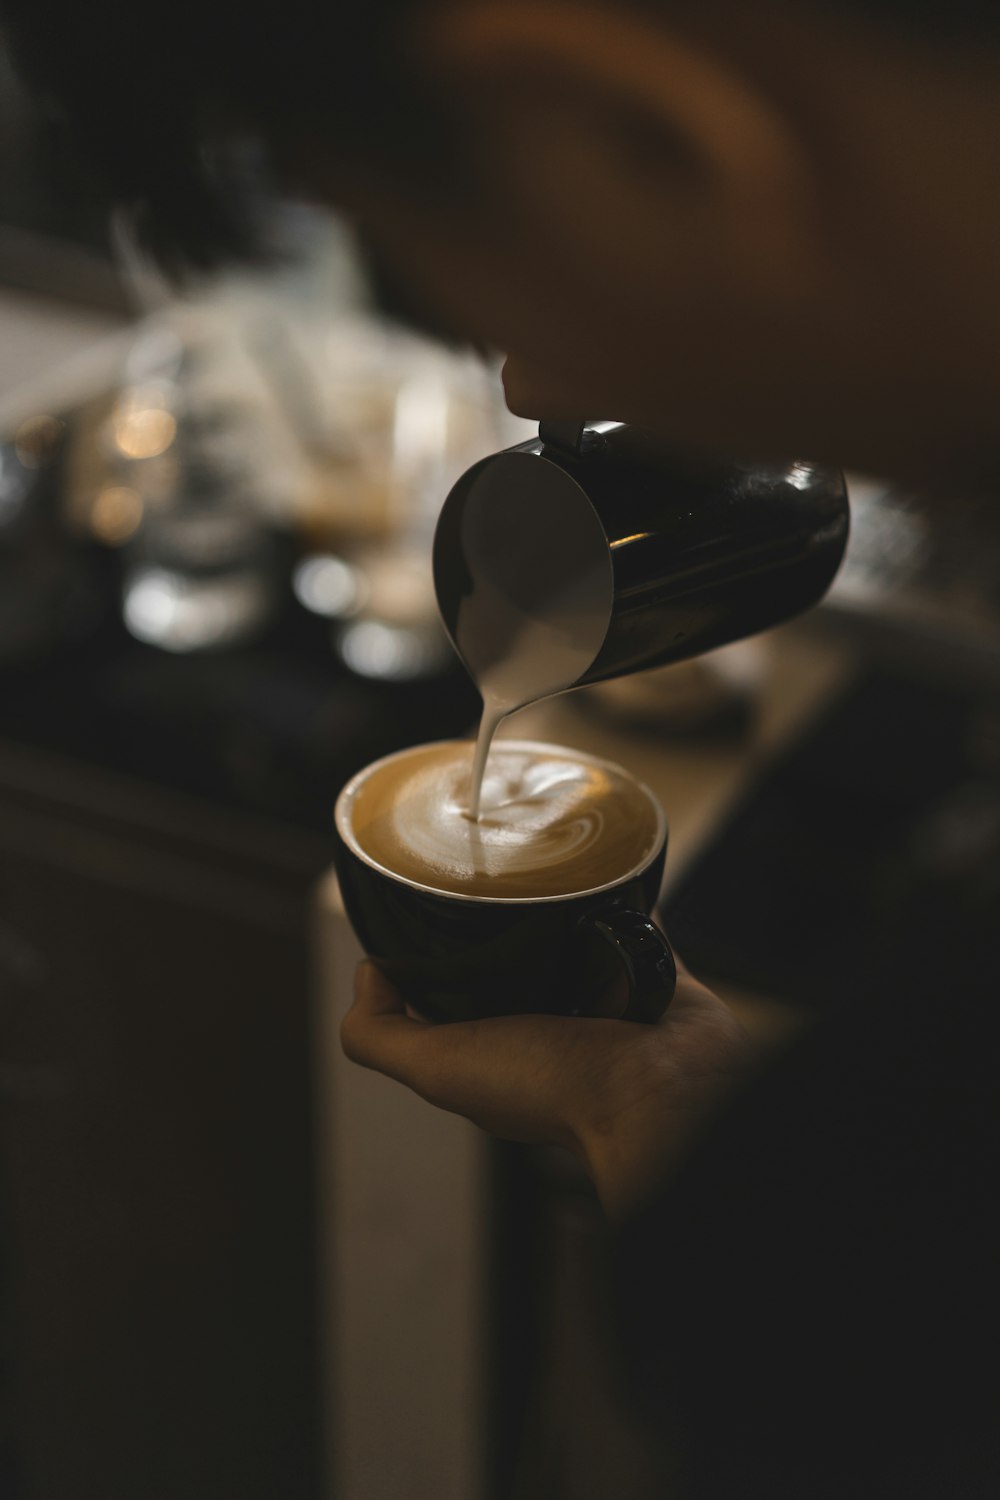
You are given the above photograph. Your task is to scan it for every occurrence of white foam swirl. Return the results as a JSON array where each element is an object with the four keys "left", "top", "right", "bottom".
[{"left": 347, "top": 742, "right": 660, "bottom": 898}]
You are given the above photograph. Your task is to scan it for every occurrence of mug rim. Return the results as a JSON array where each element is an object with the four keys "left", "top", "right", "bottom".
[{"left": 334, "top": 737, "right": 667, "bottom": 905}]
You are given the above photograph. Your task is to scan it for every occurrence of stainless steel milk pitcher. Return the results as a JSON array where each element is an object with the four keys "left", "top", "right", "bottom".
[{"left": 434, "top": 421, "right": 849, "bottom": 701}]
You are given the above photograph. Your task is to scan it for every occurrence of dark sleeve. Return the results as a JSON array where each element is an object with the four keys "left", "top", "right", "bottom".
[{"left": 611, "top": 980, "right": 1000, "bottom": 1500}]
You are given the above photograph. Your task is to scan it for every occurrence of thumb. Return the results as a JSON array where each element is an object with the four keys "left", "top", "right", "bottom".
[
  {"left": 349, "top": 960, "right": 407, "bottom": 1017},
  {"left": 340, "top": 963, "right": 432, "bottom": 1079}
]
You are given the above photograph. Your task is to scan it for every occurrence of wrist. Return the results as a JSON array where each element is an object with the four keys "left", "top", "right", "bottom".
[
  {"left": 578, "top": 1034, "right": 756, "bottom": 1220},
  {"left": 578, "top": 1118, "right": 683, "bottom": 1222}
]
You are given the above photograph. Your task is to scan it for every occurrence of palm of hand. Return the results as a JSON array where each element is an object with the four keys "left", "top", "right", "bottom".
[{"left": 342, "top": 963, "right": 753, "bottom": 1218}]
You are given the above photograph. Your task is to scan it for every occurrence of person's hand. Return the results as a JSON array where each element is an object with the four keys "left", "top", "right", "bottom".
[{"left": 341, "top": 961, "right": 753, "bottom": 1219}]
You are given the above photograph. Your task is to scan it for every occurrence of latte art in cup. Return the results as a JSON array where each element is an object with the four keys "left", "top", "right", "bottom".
[{"left": 338, "top": 740, "right": 663, "bottom": 900}]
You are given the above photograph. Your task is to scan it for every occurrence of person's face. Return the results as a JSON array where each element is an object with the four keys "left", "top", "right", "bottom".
[{"left": 307, "top": 0, "right": 1000, "bottom": 488}]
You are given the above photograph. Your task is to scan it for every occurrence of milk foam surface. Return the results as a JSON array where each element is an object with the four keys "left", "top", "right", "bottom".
[{"left": 344, "top": 741, "right": 661, "bottom": 898}]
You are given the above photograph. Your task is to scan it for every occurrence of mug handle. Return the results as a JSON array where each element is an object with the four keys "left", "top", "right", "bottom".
[{"left": 583, "top": 910, "right": 677, "bottom": 1023}]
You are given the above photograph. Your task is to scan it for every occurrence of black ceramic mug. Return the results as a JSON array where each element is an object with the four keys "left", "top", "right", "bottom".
[{"left": 332, "top": 740, "right": 676, "bottom": 1024}]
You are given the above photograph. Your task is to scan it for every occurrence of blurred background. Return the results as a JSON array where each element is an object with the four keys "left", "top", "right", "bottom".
[{"left": 3, "top": 25, "right": 1000, "bottom": 1500}]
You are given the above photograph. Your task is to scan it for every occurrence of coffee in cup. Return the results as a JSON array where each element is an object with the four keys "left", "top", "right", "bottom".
[
  {"left": 343, "top": 739, "right": 661, "bottom": 900},
  {"left": 333, "top": 740, "right": 675, "bottom": 1023}
]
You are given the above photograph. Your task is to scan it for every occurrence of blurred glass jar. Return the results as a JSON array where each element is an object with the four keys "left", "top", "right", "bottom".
[
  {"left": 121, "top": 458, "right": 282, "bottom": 653},
  {"left": 295, "top": 318, "right": 528, "bottom": 553},
  {"left": 276, "top": 305, "right": 531, "bottom": 681}
]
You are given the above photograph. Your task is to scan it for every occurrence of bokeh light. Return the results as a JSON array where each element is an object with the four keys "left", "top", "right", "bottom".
[{"left": 91, "top": 486, "right": 143, "bottom": 545}]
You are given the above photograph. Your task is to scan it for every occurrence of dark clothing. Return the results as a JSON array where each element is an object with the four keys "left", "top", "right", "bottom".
[{"left": 614, "top": 938, "right": 1000, "bottom": 1497}]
